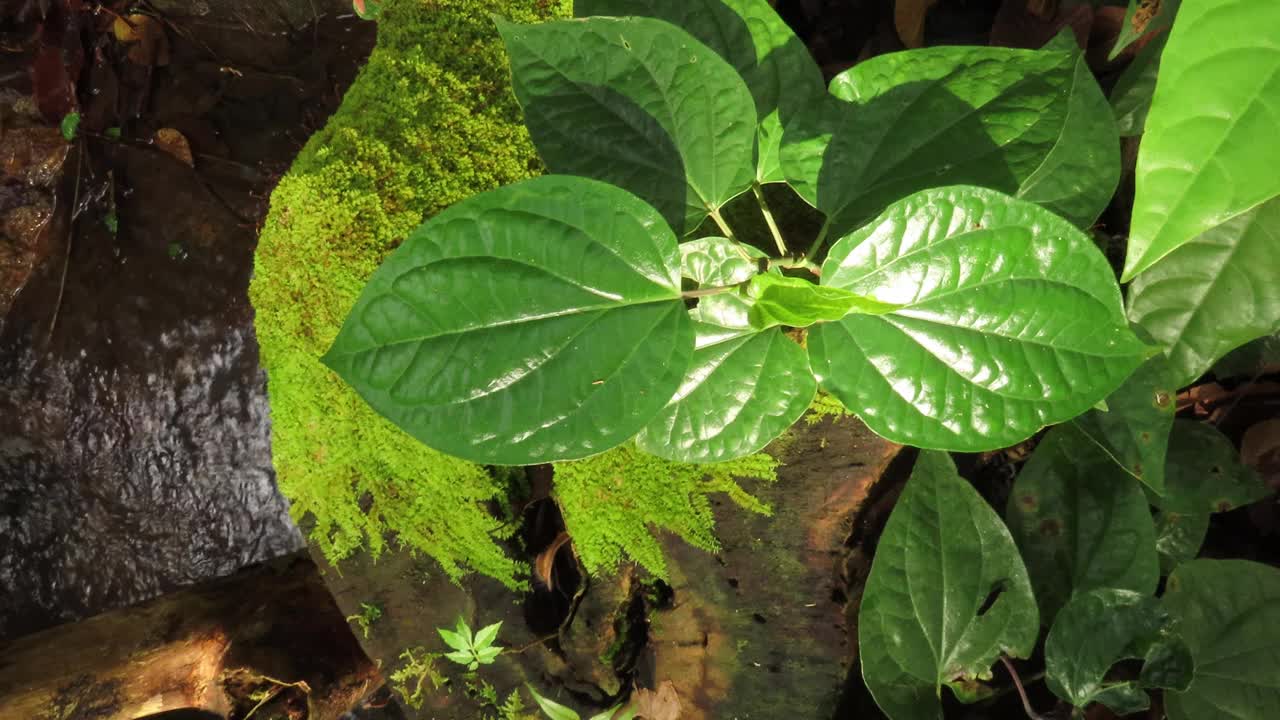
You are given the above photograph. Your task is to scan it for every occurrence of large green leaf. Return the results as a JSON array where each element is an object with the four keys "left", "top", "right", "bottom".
[
  {"left": 1153, "top": 420, "right": 1270, "bottom": 515},
  {"left": 635, "top": 324, "right": 814, "bottom": 463},
  {"left": 1163, "top": 559, "right": 1280, "bottom": 720},
  {"left": 1072, "top": 355, "right": 1176, "bottom": 492},
  {"left": 1121, "top": 0, "right": 1280, "bottom": 280},
  {"left": 1154, "top": 510, "right": 1209, "bottom": 575},
  {"left": 1007, "top": 425, "right": 1159, "bottom": 622},
  {"left": 1111, "top": 31, "right": 1168, "bottom": 137},
  {"left": 781, "top": 44, "right": 1119, "bottom": 240},
  {"left": 809, "top": 187, "right": 1150, "bottom": 451},
  {"left": 679, "top": 236, "right": 760, "bottom": 286},
  {"left": 575, "top": 0, "right": 823, "bottom": 183},
  {"left": 860, "top": 451, "right": 1038, "bottom": 720},
  {"left": 1045, "top": 588, "right": 1191, "bottom": 714},
  {"left": 498, "top": 16, "right": 757, "bottom": 235},
  {"left": 1127, "top": 196, "right": 1280, "bottom": 389},
  {"left": 323, "top": 175, "right": 693, "bottom": 465}
]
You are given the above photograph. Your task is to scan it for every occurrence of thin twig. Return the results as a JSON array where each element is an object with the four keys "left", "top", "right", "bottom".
[
  {"left": 752, "top": 182, "right": 788, "bottom": 256},
  {"left": 48, "top": 142, "right": 84, "bottom": 342},
  {"left": 513, "top": 632, "right": 560, "bottom": 654},
  {"left": 1000, "top": 656, "right": 1046, "bottom": 720}
]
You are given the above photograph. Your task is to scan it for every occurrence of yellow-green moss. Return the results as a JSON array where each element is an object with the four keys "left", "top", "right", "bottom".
[
  {"left": 553, "top": 446, "right": 777, "bottom": 577},
  {"left": 251, "top": 0, "right": 778, "bottom": 586}
]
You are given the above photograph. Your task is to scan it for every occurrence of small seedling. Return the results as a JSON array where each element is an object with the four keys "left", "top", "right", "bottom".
[
  {"left": 345, "top": 601, "right": 382, "bottom": 639},
  {"left": 527, "top": 684, "right": 634, "bottom": 720},
  {"left": 438, "top": 616, "right": 503, "bottom": 671}
]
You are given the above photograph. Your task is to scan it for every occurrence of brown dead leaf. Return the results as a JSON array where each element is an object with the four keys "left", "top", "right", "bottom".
[
  {"left": 153, "top": 128, "right": 193, "bottom": 167},
  {"left": 893, "top": 0, "right": 938, "bottom": 49},
  {"left": 632, "top": 680, "right": 682, "bottom": 720},
  {"left": 534, "top": 530, "right": 572, "bottom": 591},
  {"left": 1131, "top": 0, "right": 1162, "bottom": 36},
  {"left": 113, "top": 14, "right": 170, "bottom": 67}
]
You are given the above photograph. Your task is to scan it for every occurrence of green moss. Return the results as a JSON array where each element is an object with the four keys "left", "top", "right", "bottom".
[
  {"left": 806, "top": 390, "right": 851, "bottom": 424},
  {"left": 553, "top": 445, "right": 778, "bottom": 578}
]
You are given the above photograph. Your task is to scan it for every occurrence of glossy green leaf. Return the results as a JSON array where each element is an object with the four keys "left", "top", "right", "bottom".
[
  {"left": 438, "top": 626, "right": 470, "bottom": 653},
  {"left": 576, "top": 0, "right": 823, "bottom": 184},
  {"left": 1154, "top": 420, "right": 1270, "bottom": 515},
  {"left": 528, "top": 684, "right": 582, "bottom": 720},
  {"left": 323, "top": 175, "right": 693, "bottom": 465},
  {"left": 680, "top": 237, "right": 760, "bottom": 286},
  {"left": 810, "top": 187, "right": 1150, "bottom": 451},
  {"left": 1072, "top": 356, "right": 1176, "bottom": 492},
  {"left": 1164, "top": 559, "right": 1280, "bottom": 720},
  {"left": 1212, "top": 332, "right": 1280, "bottom": 379},
  {"left": 860, "top": 451, "right": 1038, "bottom": 720},
  {"left": 499, "top": 16, "right": 757, "bottom": 235},
  {"left": 1122, "top": 0, "right": 1280, "bottom": 280},
  {"left": 782, "top": 44, "right": 1119, "bottom": 239},
  {"left": 635, "top": 325, "right": 815, "bottom": 463},
  {"left": 1127, "top": 196, "right": 1280, "bottom": 388},
  {"left": 1007, "top": 425, "right": 1159, "bottom": 622},
  {"left": 746, "top": 273, "right": 897, "bottom": 330},
  {"left": 1111, "top": 32, "right": 1167, "bottom": 137},
  {"left": 1155, "top": 510, "right": 1209, "bottom": 575},
  {"left": 1045, "top": 589, "right": 1177, "bottom": 713},
  {"left": 1109, "top": 0, "right": 1179, "bottom": 61},
  {"left": 473, "top": 621, "right": 502, "bottom": 650}
]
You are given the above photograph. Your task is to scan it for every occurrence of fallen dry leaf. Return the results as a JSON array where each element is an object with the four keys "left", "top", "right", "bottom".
[
  {"left": 152, "top": 128, "right": 194, "bottom": 167},
  {"left": 632, "top": 680, "right": 682, "bottom": 720},
  {"left": 893, "top": 0, "right": 938, "bottom": 49},
  {"left": 534, "top": 530, "right": 572, "bottom": 591},
  {"left": 113, "top": 14, "right": 170, "bottom": 67},
  {"left": 1130, "top": 0, "right": 1162, "bottom": 37}
]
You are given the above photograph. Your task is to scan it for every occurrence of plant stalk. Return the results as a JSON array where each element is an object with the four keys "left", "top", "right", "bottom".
[
  {"left": 681, "top": 283, "right": 742, "bottom": 299},
  {"left": 804, "top": 219, "right": 830, "bottom": 263},
  {"left": 709, "top": 206, "right": 737, "bottom": 241},
  {"left": 999, "top": 656, "right": 1046, "bottom": 720},
  {"left": 751, "top": 182, "right": 788, "bottom": 256}
]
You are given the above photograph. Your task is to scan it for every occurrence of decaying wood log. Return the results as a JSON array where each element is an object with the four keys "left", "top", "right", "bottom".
[{"left": 0, "top": 553, "right": 380, "bottom": 720}]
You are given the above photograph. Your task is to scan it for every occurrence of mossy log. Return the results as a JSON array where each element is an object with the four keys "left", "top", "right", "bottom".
[{"left": 0, "top": 554, "right": 379, "bottom": 720}]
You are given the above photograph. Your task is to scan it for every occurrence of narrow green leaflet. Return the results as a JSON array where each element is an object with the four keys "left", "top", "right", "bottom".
[
  {"left": 1109, "top": 0, "right": 1180, "bottom": 61},
  {"left": 1153, "top": 420, "right": 1270, "bottom": 515},
  {"left": 781, "top": 44, "right": 1119, "bottom": 239},
  {"left": 1072, "top": 356, "right": 1176, "bottom": 492},
  {"left": 746, "top": 273, "right": 897, "bottom": 330},
  {"left": 1127, "top": 197, "right": 1280, "bottom": 389},
  {"left": 810, "top": 187, "right": 1150, "bottom": 451},
  {"left": 1155, "top": 510, "right": 1209, "bottom": 575},
  {"left": 576, "top": 0, "right": 824, "bottom": 183},
  {"left": 860, "top": 451, "right": 1038, "bottom": 720},
  {"left": 1007, "top": 425, "right": 1159, "bottom": 622},
  {"left": 323, "top": 176, "right": 693, "bottom": 465},
  {"left": 1045, "top": 589, "right": 1190, "bottom": 714},
  {"left": 1163, "top": 560, "right": 1280, "bottom": 720},
  {"left": 499, "top": 16, "right": 757, "bottom": 235},
  {"left": 635, "top": 324, "right": 815, "bottom": 463},
  {"left": 1111, "top": 32, "right": 1167, "bottom": 137},
  {"left": 527, "top": 685, "right": 581, "bottom": 720},
  {"left": 1122, "top": 0, "right": 1280, "bottom": 280}
]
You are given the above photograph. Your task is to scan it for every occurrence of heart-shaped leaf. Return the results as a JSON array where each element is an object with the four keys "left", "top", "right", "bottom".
[
  {"left": 782, "top": 44, "right": 1119, "bottom": 240},
  {"left": 499, "top": 16, "right": 757, "bottom": 235},
  {"left": 1163, "top": 559, "right": 1280, "bottom": 720},
  {"left": 1127, "top": 196, "right": 1280, "bottom": 389},
  {"left": 324, "top": 175, "right": 693, "bottom": 465},
  {"left": 635, "top": 324, "right": 815, "bottom": 463},
  {"left": 810, "top": 186, "right": 1150, "bottom": 451},
  {"left": 1072, "top": 356, "right": 1176, "bottom": 492},
  {"left": 1121, "top": 0, "right": 1280, "bottom": 280},
  {"left": 1154, "top": 510, "right": 1209, "bottom": 575},
  {"left": 576, "top": 0, "right": 824, "bottom": 183},
  {"left": 1152, "top": 420, "right": 1270, "bottom": 515},
  {"left": 1007, "top": 425, "right": 1159, "bottom": 622},
  {"left": 1045, "top": 588, "right": 1188, "bottom": 714},
  {"left": 859, "top": 450, "right": 1039, "bottom": 720}
]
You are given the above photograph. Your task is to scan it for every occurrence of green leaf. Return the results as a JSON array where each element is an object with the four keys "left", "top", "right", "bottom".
[
  {"left": 473, "top": 621, "right": 502, "bottom": 650},
  {"left": 1072, "top": 355, "right": 1176, "bottom": 493},
  {"left": 1153, "top": 420, "right": 1270, "bottom": 515},
  {"left": 527, "top": 684, "right": 582, "bottom": 720},
  {"left": 859, "top": 451, "right": 1038, "bottom": 720},
  {"left": 576, "top": 0, "right": 823, "bottom": 184},
  {"left": 438, "top": 626, "right": 470, "bottom": 653},
  {"left": 444, "top": 650, "right": 474, "bottom": 666},
  {"left": 323, "top": 175, "right": 693, "bottom": 465},
  {"left": 1045, "top": 588, "right": 1176, "bottom": 713},
  {"left": 1007, "top": 425, "right": 1159, "bottom": 622},
  {"left": 1154, "top": 510, "right": 1209, "bottom": 575},
  {"left": 1127, "top": 196, "right": 1280, "bottom": 389},
  {"left": 1213, "top": 332, "right": 1280, "bottom": 380},
  {"left": 635, "top": 325, "right": 815, "bottom": 463},
  {"left": 1140, "top": 634, "right": 1194, "bottom": 692},
  {"left": 810, "top": 186, "right": 1150, "bottom": 451},
  {"left": 475, "top": 646, "right": 502, "bottom": 663},
  {"left": 782, "top": 44, "right": 1119, "bottom": 239},
  {"left": 1111, "top": 31, "right": 1167, "bottom": 137},
  {"left": 680, "top": 237, "right": 760, "bottom": 286},
  {"left": 1121, "top": 0, "right": 1280, "bottom": 280},
  {"left": 1109, "top": 0, "right": 1180, "bottom": 61},
  {"left": 60, "top": 112, "right": 80, "bottom": 142},
  {"left": 454, "top": 616, "right": 471, "bottom": 639},
  {"left": 746, "top": 273, "right": 898, "bottom": 330},
  {"left": 1163, "top": 559, "right": 1280, "bottom": 720},
  {"left": 589, "top": 706, "right": 635, "bottom": 720},
  {"left": 499, "top": 16, "right": 757, "bottom": 235}
]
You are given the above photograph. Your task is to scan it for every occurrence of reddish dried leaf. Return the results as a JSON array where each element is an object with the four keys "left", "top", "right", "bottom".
[
  {"left": 534, "top": 531, "right": 572, "bottom": 591},
  {"left": 632, "top": 680, "right": 682, "bottom": 720}
]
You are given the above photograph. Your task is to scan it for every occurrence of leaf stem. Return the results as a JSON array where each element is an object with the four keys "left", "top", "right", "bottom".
[
  {"left": 804, "top": 219, "right": 830, "bottom": 263},
  {"left": 709, "top": 206, "right": 737, "bottom": 241},
  {"left": 769, "top": 256, "right": 822, "bottom": 278},
  {"left": 751, "top": 182, "right": 788, "bottom": 256},
  {"left": 999, "top": 656, "right": 1046, "bottom": 720},
  {"left": 681, "top": 284, "right": 741, "bottom": 299}
]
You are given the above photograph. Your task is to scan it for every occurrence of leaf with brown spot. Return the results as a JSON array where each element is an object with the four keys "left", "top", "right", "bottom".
[
  {"left": 152, "top": 129, "right": 193, "bottom": 167},
  {"left": 893, "top": 0, "right": 938, "bottom": 49},
  {"left": 534, "top": 531, "right": 572, "bottom": 592}
]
